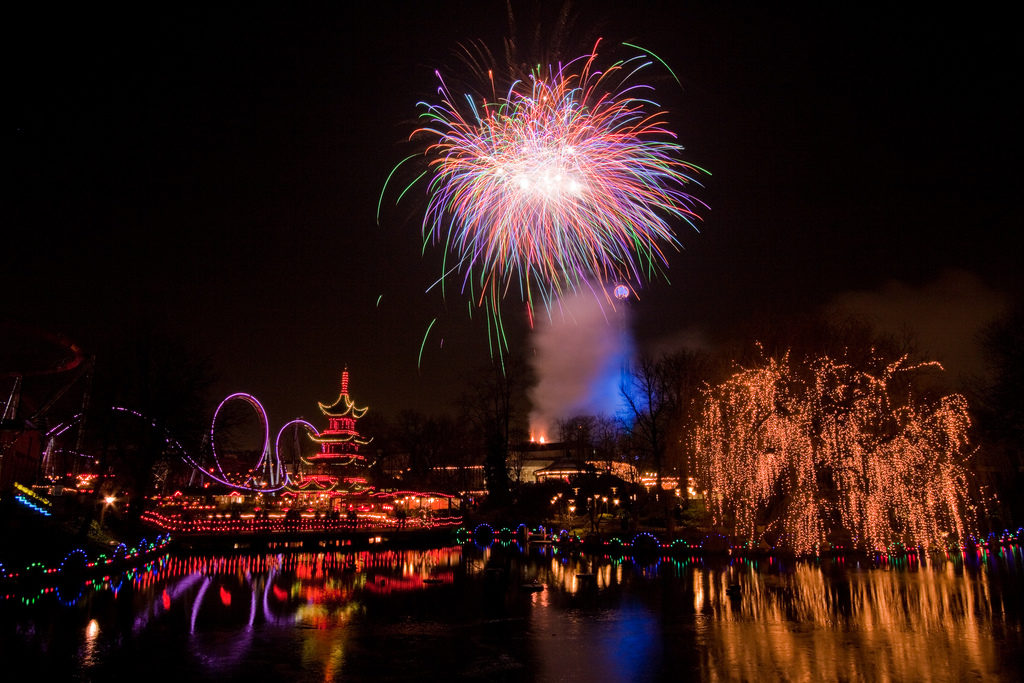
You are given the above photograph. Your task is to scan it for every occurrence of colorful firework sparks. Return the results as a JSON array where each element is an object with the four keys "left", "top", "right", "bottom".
[
  {"left": 695, "top": 353, "right": 981, "bottom": 554},
  {"left": 385, "top": 41, "right": 707, "bottom": 355}
]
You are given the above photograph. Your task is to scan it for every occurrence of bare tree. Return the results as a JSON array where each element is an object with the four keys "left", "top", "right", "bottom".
[
  {"left": 507, "top": 443, "right": 527, "bottom": 486},
  {"left": 620, "top": 355, "right": 680, "bottom": 535},
  {"left": 593, "top": 414, "right": 622, "bottom": 474},
  {"left": 975, "top": 305, "right": 1024, "bottom": 526},
  {"left": 460, "top": 355, "right": 532, "bottom": 505},
  {"left": 80, "top": 322, "right": 213, "bottom": 532},
  {"left": 619, "top": 350, "right": 712, "bottom": 537},
  {"left": 557, "top": 414, "right": 596, "bottom": 472}
]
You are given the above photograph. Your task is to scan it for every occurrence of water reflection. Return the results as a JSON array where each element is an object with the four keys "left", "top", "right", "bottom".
[
  {"left": 2, "top": 544, "right": 1021, "bottom": 681},
  {"left": 690, "top": 560, "right": 1006, "bottom": 681},
  {"left": 80, "top": 618, "right": 100, "bottom": 667}
]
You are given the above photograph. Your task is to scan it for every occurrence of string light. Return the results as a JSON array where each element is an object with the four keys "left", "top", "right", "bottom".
[{"left": 696, "top": 352, "right": 982, "bottom": 554}]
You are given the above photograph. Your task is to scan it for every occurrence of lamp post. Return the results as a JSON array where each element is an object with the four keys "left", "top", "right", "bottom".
[{"left": 100, "top": 495, "right": 116, "bottom": 527}]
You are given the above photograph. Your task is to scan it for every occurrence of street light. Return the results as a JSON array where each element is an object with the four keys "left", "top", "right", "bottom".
[{"left": 100, "top": 495, "right": 116, "bottom": 526}]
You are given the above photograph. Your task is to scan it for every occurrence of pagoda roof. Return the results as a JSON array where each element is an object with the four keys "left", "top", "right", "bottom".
[
  {"left": 319, "top": 369, "right": 368, "bottom": 418},
  {"left": 286, "top": 476, "right": 338, "bottom": 492},
  {"left": 284, "top": 477, "right": 373, "bottom": 495},
  {"left": 301, "top": 454, "right": 365, "bottom": 466},
  {"left": 319, "top": 393, "right": 368, "bottom": 418},
  {"left": 308, "top": 432, "right": 373, "bottom": 446}
]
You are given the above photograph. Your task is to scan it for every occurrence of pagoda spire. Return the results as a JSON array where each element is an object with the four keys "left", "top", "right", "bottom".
[{"left": 317, "top": 367, "right": 368, "bottom": 418}]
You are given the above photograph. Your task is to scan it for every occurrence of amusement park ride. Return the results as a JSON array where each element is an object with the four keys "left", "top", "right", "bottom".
[
  {"left": 143, "top": 369, "right": 461, "bottom": 536},
  {"left": 1, "top": 320, "right": 92, "bottom": 490},
  {"left": 2, "top": 324, "right": 460, "bottom": 538},
  {"left": 196, "top": 368, "right": 382, "bottom": 499}
]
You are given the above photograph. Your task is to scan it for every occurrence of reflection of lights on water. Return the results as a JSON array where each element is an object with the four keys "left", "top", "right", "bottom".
[
  {"left": 82, "top": 619, "right": 100, "bottom": 666},
  {"left": 324, "top": 642, "right": 344, "bottom": 679},
  {"left": 12, "top": 542, "right": 1018, "bottom": 681},
  {"left": 693, "top": 558, "right": 1019, "bottom": 681}
]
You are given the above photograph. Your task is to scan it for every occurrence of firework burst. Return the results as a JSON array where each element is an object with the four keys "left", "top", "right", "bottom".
[{"left": 386, "top": 41, "right": 707, "bottom": 353}]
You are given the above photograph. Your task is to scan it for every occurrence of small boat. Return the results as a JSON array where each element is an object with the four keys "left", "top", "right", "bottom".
[
  {"left": 422, "top": 577, "right": 444, "bottom": 584},
  {"left": 520, "top": 581, "right": 544, "bottom": 592}
]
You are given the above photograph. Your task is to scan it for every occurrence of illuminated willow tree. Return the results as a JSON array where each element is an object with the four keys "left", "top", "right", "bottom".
[{"left": 695, "top": 353, "right": 980, "bottom": 553}]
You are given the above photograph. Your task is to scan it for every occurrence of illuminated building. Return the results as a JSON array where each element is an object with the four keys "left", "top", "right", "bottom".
[{"left": 286, "top": 368, "right": 374, "bottom": 504}]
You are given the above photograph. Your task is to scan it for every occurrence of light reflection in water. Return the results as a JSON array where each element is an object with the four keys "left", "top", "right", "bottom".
[
  {"left": 4, "top": 544, "right": 1022, "bottom": 681},
  {"left": 689, "top": 552, "right": 1021, "bottom": 682},
  {"left": 525, "top": 547, "right": 1022, "bottom": 681},
  {"left": 69, "top": 547, "right": 463, "bottom": 679},
  {"left": 80, "top": 619, "right": 99, "bottom": 667}
]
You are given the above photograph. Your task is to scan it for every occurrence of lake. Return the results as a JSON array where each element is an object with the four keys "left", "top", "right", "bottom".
[{"left": 2, "top": 541, "right": 1021, "bottom": 681}]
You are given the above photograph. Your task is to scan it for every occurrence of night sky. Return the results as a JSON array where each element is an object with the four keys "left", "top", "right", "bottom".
[{"left": 7, "top": 2, "right": 1020, "bottom": 426}]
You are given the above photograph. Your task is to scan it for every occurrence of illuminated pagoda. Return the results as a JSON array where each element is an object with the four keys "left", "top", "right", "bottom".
[{"left": 287, "top": 368, "right": 374, "bottom": 503}]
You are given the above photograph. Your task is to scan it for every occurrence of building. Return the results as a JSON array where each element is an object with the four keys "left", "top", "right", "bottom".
[{"left": 285, "top": 368, "right": 374, "bottom": 506}]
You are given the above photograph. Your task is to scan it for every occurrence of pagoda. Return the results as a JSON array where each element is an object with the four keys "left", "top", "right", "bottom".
[{"left": 289, "top": 368, "right": 374, "bottom": 498}]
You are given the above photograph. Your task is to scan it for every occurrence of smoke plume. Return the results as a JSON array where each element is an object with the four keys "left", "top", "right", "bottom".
[{"left": 528, "top": 290, "right": 633, "bottom": 440}]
